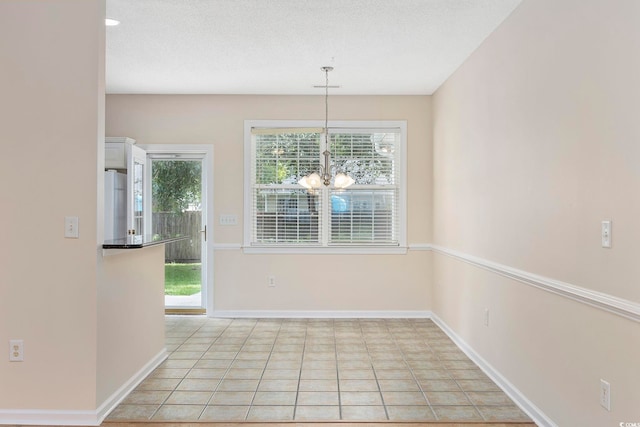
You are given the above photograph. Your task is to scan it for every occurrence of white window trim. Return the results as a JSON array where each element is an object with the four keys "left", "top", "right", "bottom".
[{"left": 243, "top": 120, "right": 407, "bottom": 254}]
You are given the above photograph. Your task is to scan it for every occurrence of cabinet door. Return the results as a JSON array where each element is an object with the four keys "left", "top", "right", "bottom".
[{"left": 127, "top": 145, "right": 147, "bottom": 235}]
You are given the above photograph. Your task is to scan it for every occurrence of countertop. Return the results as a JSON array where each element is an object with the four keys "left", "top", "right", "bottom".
[{"left": 102, "top": 234, "right": 189, "bottom": 249}]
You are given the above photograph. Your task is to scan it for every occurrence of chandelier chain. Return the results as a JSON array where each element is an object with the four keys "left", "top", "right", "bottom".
[
  {"left": 297, "top": 66, "right": 354, "bottom": 190},
  {"left": 325, "top": 67, "right": 329, "bottom": 137}
]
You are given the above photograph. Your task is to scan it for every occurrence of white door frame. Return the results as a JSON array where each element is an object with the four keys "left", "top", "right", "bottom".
[{"left": 142, "top": 144, "right": 214, "bottom": 315}]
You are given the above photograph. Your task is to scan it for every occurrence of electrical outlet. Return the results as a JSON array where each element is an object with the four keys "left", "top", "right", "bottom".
[
  {"left": 9, "top": 340, "right": 23, "bottom": 362},
  {"left": 484, "top": 309, "right": 490, "bottom": 327},
  {"left": 268, "top": 276, "right": 276, "bottom": 287},
  {"left": 600, "top": 379, "right": 611, "bottom": 411}
]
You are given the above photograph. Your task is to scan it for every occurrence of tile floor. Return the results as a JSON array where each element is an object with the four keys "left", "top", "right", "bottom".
[{"left": 106, "top": 317, "right": 532, "bottom": 423}]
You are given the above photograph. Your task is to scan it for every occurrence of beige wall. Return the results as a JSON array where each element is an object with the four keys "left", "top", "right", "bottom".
[
  {"left": 0, "top": 0, "right": 103, "bottom": 410},
  {"left": 97, "top": 246, "right": 166, "bottom": 405},
  {"left": 432, "top": 0, "right": 640, "bottom": 425},
  {"left": 0, "top": 1, "right": 166, "bottom": 420},
  {"left": 106, "top": 95, "right": 433, "bottom": 312},
  {"left": 9, "top": 0, "right": 637, "bottom": 423},
  {"left": 214, "top": 251, "right": 431, "bottom": 312}
]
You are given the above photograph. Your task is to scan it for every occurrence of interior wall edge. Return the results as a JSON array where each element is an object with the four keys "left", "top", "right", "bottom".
[
  {"left": 430, "top": 312, "right": 556, "bottom": 427},
  {"left": 96, "top": 348, "right": 167, "bottom": 425},
  {"left": 0, "top": 349, "right": 166, "bottom": 426},
  {"left": 431, "top": 249, "right": 640, "bottom": 425}
]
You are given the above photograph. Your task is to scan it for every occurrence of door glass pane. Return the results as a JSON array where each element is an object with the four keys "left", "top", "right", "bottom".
[
  {"left": 133, "top": 160, "right": 144, "bottom": 235},
  {"left": 151, "top": 159, "right": 203, "bottom": 309}
]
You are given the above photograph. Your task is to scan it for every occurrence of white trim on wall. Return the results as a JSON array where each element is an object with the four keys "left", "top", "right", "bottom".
[
  {"left": 214, "top": 243, "right": 412, "bottom": 254},
  {"left": 0, "top": 409, "right": 99, "bottom": 426},
  {"left": 214, "top": 243, "right": 433, "bottom": 253},
  {"left": 96, "top": 348, "right": 167, "bottom": 424},
  {"left": 430, "top": 244, "right": 640, "bottom": 323},
  {"left": 213, "top": 243, "right": 433, "bottom": 254},
  {"left": 0, "top": 349, "right": 167, "bottom": 426},
  {"left": 241, "top": 246, "right": 408, "bottom": 255},
  {"left": 430, "top": 313, "right": 556, "bottom": 427},
  {"left": 213, "top": 310, "right": 432, "bottom": 318},
  {"left": 213, "top": 243, "right": 242, "bottom": 250},
  {"left": 210, "top": 242, "right": 640, "bottom": 322},
  {"left": 408, "top": 243, "right": 432, "bottom": 251}
]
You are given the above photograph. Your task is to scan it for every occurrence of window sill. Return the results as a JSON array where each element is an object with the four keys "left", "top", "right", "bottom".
[{"left": 242, "top": 246, "right": 408, "bottom": 255}]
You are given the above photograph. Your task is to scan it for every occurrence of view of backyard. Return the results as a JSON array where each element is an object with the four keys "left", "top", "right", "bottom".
[
  {"left": 164, "top": 262, "right": 201, "bottom": 296},
  {"left": 152, "top": 159, "right": 203, "bottom": 306}
]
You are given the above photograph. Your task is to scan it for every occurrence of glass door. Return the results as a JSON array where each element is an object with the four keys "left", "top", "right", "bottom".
[
  {"left": 127, "top": 145, "right": 147, "bottom": 236},
  {"left": 149, "top": 157, "right": 205, "bottom": 312}
]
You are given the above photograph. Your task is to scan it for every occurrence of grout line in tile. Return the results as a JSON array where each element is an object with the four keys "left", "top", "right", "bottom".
[
  {"left": 291, "top": 318, "right": 306, "bottom": 420},
  {"left": 193, "top": 322, "right": 229, "bottom": 418},
  {"left": 115, "top": 318, "right": 530, "bottom": 423},
  {"left": 361, "top": 318, "right": 389, "bottom": 421},
  {"left": 148, "top": 320, "right": 223, "bottom": 420},
  {"left": 389, "top": 319, "right": 438, "bottom": 420},
  {"left": 245, "top": 318, "right": 283, "bottom": 419},
  {"left": 333, "top": 318, "right": 342, "bottom": 420},
  {"left": 431, "top": 329, "right": 489, "bottom": 422}
]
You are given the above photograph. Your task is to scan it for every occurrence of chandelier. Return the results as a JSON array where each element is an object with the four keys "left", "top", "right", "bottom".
[{"left": 298, "top": 66, "right": 355, "bottom": 190}]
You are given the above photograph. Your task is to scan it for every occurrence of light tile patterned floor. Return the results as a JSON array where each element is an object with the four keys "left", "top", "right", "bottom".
[{"left": 106, "top": 317, "right": 531, "bottom": 422}]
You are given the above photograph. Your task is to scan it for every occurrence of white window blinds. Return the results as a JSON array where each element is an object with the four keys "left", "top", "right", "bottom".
[
  {"left": 250, "top": 130, "right": 323, "bottom": 245},
  {"left": 247, "top": 122, "right": 405, "bottom": 249}
]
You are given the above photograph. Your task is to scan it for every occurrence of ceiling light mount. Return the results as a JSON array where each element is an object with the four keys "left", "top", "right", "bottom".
[{"left": 299, "top": 67, "right": 354, "bottom": 191}]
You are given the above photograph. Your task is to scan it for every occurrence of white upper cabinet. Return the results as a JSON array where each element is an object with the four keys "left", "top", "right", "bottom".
[
  {"left": 105, "top": 137, "right": 147, "bottom": 236},
  {"left": 105, "top": 136, "right": 137, "bottom": 169}
]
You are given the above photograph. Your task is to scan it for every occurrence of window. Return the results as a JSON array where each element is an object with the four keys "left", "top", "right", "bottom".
[{"left": 244, "top": 121, "right": 406, "bottom": 253}]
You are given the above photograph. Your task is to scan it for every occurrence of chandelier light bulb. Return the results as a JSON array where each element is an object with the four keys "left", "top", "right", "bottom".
[
  {"left": 299, "top": 66, "right": 354, "bottom": 191},
  {"left": 298, "top": 176, "right": 311, "bottom": 189},
  {"left": 307, "top": 172, "right": 322, "bottom": 189},
  {"left": 334, "top": 173, "right": 355, "bottom": 189}
]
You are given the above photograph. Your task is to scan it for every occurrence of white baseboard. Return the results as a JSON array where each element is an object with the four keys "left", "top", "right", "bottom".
[
  {"left": 429, "top": 313, "right": 556, "bottom": 427},
  {"left": 96, "top": 348, "right": 168, "bottom": 423},
  {"left": 0, "top": 409, "right": 100, "bottom": 426},
  {"left": 0, "top": 348, "right": 168, "bottom": 425},
  {"left": 212, "top": 310, "right": 432, "bottom": 319}
]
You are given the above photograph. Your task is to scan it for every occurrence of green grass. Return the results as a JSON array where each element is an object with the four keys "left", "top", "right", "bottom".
[{"left": 165, "top": 263, "right": 201, "bottom": 296}]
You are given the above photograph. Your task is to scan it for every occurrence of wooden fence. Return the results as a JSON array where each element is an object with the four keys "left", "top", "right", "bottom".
[{"left": 153, "top": 212, "right": 201, "bottom": 262}]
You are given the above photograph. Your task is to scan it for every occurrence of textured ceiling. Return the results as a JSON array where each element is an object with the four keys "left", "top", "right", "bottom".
[{"left": 106, "top": 0, "right": 522, "bottom": 95}]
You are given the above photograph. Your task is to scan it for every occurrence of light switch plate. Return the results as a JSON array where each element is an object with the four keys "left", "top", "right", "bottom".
[
  {"left": 601, "top": 220, "right": 611, "bottom": 248},
  {"left": 219, "top": 214, "right": 238, "bottom": 226},
  {"left": 600, "top": 379, "right": 611, "bottom": 411}
]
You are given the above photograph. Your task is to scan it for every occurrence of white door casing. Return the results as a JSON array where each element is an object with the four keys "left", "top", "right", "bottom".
[{"left": 143, "top": 144, "right": 214, "bottom": 315}]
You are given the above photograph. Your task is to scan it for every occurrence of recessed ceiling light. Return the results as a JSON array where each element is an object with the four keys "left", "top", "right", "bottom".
[{"left": 105, "top": 18, "right": 120, "bottom": 26}]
